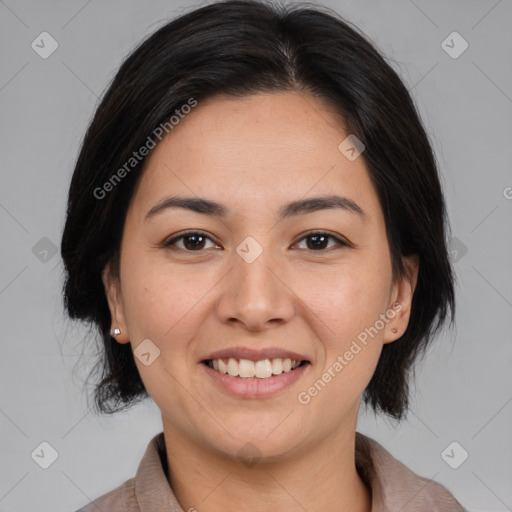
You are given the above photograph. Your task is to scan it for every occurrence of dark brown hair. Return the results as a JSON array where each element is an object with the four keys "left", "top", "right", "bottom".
[{"left": 61, "top": 0, "right": 456, "bottom": 420}]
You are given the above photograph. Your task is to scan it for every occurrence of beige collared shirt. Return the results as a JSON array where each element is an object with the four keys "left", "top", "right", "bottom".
[{"left": 75, "top": 432, "right": 465, "bottom": 511}]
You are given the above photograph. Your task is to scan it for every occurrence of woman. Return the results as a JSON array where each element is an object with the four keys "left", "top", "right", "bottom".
[{"left": 61, "top": 0, "right": 465, "bottom": 510}]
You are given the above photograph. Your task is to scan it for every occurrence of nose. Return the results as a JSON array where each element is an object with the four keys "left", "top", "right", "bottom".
[{"left": 216, "top": 247, "right": 295, "bottom": 331}]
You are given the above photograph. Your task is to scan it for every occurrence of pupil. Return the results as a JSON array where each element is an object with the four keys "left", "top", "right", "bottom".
[
  {"left": 185, "top": 235, "right": 204, "bottom": 250},
  {"left": 309, "top": 235, "right": 327, "bottom": 250}
]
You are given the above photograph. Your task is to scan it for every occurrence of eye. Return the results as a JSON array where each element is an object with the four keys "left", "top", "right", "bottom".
[
  {"left": 294, "top": 231, "right": 349, "bottom": 251},
  {"left": 163, "top": 230, "right": 220, "bottom": 251},
  {"left": 163, "top": 230, "right": 349, "bottom": 252}
]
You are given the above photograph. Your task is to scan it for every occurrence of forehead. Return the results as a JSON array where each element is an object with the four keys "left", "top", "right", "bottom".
[{"left": 129, "top": 92, "right": 382, "bottom": 224}]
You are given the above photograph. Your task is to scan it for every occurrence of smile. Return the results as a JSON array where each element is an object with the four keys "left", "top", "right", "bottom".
[
  {"left": 201, "top": 358, "right": 311, "bottom": 399},
  {"left": 204, "top": 357, "right": 307, "bottom": 379}
]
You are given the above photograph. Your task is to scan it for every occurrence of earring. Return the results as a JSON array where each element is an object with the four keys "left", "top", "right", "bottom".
[
  {"left": 393, "top": 301, "right": 401, "bottom": 308},
  {"left": 112, "top": 328, "right": 121, "bottom": 336},
  {"left": 391, "top": 328, "right": 398, "bottom": 334}
]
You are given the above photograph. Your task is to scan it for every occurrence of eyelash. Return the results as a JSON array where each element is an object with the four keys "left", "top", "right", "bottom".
[{"left": 163, "top": 230, "right": 349, "bottom": 252}]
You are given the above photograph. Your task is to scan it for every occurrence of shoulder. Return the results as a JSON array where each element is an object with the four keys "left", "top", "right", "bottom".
[
  {"left": 356, "top": 433, "right": 466, "bottom": 511},
  {"left": 72, "top": 431, "right": 176, "bottom": 512},
  {"left": 73, "top": 477, "right": 137, "bottom": 512}
]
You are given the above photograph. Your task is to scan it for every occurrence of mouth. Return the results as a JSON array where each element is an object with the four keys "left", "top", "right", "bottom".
[{"left": 202, "top": 357, "right": 310, "bottom": 379}]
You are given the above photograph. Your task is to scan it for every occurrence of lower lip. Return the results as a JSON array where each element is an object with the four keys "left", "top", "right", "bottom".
[{"left": 201, "top": 362, "right": 310, "bottom": 399}]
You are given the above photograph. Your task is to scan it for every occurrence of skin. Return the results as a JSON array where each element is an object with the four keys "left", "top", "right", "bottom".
[{"left": 103, "top": 91, "right": 419, "bottom": 512}]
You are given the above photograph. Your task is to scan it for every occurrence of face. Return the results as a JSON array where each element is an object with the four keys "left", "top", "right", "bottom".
[{"left": 103, "top": 91, "right": 418, "bottom": 460}]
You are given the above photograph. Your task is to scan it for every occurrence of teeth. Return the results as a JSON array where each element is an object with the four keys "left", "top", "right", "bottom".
[
  {"left": 227, "top": 357, "right": 239, "bottom": 377},
  {"left": 209, "top": 358, "right": 303, "bottom": 379},
  {"left": 239, "top": 358, "right": 255, "bottom": 378},
  {"left": 272, "top": 358, "right": 283, "bottom": 375},
  {"left": 255, "top": 359, "right": 273, "bottom": 378},
  {"left": 218, "top": 359, "right": 228, "bottom": 374}
]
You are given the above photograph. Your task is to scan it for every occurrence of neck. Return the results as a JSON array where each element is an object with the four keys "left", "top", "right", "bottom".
[{"left": 162, "top": 418, "right": 372, "bottom": 512}]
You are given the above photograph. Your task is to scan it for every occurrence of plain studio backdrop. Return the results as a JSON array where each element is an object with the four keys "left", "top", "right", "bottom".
[{"left": 0, "top": 1, "right": 511, "bottom": 511}]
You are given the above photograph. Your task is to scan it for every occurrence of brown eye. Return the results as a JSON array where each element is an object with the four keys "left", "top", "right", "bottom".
[
  {"left": 295, "top": 232, "right": 348, "bottom": 251},
  {"left": 164, "top": 231, "right": 218, "bottom": 251}
]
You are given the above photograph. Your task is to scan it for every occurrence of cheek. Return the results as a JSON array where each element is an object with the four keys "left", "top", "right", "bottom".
[
  {"left": 296, "top": 262, "right": 390, "bottom": 398},
  {"left": 120, "top": 253, "right": 219, "bottom": 342},
  {"left": 299, "top": 274, "right": 387, "bottom": 411},
  {"left": 299, "top": 265, "right": 390, "bottom": 340},
  {"left": 119, "top": 256, "right": 213, "bottom": 402}
]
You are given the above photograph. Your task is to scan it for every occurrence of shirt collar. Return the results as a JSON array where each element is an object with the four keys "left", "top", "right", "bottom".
[{"left": 133, "top": 431, "right": 464, "bottom": 512}]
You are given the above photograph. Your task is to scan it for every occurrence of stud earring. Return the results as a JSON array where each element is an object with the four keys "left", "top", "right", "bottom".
[
  {"left": 112, "top": 328, "right": 121, "bottom": 336},
  {"left": 391, "top": 328, "right": 398, "bottom": 333}
]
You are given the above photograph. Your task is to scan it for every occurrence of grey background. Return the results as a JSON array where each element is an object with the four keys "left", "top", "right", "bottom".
[{"left": 0, "top": 0, "right": 511, "bottom": 511}]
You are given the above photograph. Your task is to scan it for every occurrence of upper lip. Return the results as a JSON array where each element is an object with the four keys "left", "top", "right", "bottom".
[{"left": 203, "top": 346, "right": 310, "bottom": 363}]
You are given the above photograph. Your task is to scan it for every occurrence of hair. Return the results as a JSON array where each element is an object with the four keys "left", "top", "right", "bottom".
[{"left": 61, "top": 0, "right": 456, "bottom": 420}]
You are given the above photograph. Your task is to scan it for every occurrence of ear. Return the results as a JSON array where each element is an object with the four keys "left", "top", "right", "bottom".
[
  {"left": 383, "top": 254, "right": 419, "bottom": 344},
  {"left": 102, "top": 262, "right": 130, "bottom": 344}
]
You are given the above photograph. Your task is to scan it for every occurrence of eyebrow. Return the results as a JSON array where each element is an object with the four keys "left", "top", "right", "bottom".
[{"left": 144, "top": 194, "right": 367, "bottom": 222}]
